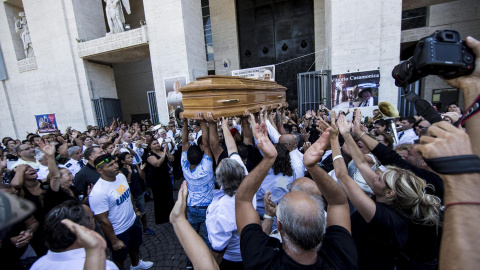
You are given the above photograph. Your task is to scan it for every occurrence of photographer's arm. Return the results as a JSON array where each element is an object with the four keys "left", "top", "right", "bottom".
[
  {"left": 445, "top": 36, "right": 480, "bottom": 156},
  {"left": 417, "top": 121, "right": 480, "bottom": 269}
]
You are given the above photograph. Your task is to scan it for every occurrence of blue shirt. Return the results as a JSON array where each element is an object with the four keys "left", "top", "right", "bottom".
[
  {"left": 255, "top": 168, "right": 294, "bottom": 218},
  {"left": 181, "top": 152, "right": 215, "bottom": 206}
]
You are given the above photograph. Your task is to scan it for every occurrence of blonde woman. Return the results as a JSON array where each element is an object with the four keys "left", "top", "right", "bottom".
[{"left": 319, "top": 112, "right": 441, "bottom": 270}]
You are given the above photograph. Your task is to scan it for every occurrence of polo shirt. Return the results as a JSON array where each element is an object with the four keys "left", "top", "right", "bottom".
[
  {"left": 62, "top": 158, "right": 85, "bottom": 177},
  {"left": 206, "top": 190, "right": 257, "bottom": 262},
  {"left": 30, "top": 248, "right": 118, "bottom": 270}
]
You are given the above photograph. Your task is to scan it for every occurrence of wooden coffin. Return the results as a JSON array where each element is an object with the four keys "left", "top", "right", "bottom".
[{"left": 180, "top": 75, "right": 287, "bottom": 119}]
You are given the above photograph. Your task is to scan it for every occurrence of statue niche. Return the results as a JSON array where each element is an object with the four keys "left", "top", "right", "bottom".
[
  {"left": 14, "top": 12, "right": 34, "bottom": 58},
  {"left": 105, "top": 0, "right": 131, "bottom": 34}
]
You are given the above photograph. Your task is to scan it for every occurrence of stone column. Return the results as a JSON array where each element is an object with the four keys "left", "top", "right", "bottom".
[
  {"left": 143, "top": 0, "right": 207, "bottom": 124},
  {"left": 325, "top": 0, "right": 402, "bottom": 108},
  {"left": 209, "top": 0, "right": 240, "bottom": 75}
]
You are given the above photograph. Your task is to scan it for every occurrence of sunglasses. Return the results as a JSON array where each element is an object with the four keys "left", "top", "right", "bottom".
[{"left": 95, "top": 157, "right": 114, "bottom": 169}]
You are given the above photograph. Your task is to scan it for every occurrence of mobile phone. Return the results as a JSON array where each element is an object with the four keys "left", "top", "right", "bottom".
[{"left": 116, "top": 144, "right": 124, "bottom": 149}]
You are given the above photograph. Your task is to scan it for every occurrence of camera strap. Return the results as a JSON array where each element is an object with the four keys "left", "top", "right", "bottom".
[
  {"left": 426, "top": 155, "right": 480, "bottom": 174},
  {"left": 459, "top": 94, "right": 480, "bottom": 126}
]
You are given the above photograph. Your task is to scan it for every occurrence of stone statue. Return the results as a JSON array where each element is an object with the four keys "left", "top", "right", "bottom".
[
  {"left": 14, "top": 12, "right": 34, "bottom": 58},
  {"left": 105, "top": 0, "right": 131, "bottom": 34}
]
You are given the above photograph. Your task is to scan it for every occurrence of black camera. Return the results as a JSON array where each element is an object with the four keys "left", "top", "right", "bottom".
[{"left": 392, "top": 30, "right": 475, "bottom": 87}]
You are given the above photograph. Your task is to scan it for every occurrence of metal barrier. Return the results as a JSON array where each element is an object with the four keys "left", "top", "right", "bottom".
[{"left": 297, "top": 70, "right": 331, "bottom": 116}]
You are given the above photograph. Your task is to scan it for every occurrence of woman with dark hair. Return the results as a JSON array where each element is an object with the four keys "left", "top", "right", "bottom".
[
  {"left": 117, "top": 152, "right": 154, "bottom": 235},
  {"left": 255, "top": 143, "right": 293, "bottom": 218},
  {"left": 145, "top": 139, "right": 174, "bottom": 224},
  {"left": 376, "top": 132, "right": 394, "bottom": 149}
]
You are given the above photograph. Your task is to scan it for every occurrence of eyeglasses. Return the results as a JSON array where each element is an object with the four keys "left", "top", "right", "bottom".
[
  {"left": 95, "top": 157, "right": 114, "bottom": 169},
  {"left": 21, "top": 147, "right": 32, "bottom": 151}
]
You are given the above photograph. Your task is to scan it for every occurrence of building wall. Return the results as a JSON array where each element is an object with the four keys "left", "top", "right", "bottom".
[
  {"left": 325, "top": 0, "right": 403, "bottom": 111},
  {"left": 181, "top": 0, "right": 208, "bottom": 80},
  {"left": 314, "top": 0, "right": 328, "bottom": 71},
  {"left": 0, "top": 0, "right": 102, "bottom": 140},
  {"left": 113, "top": 58, "right": 153, "bottom": 123},
  {"left": 209, "top": 0, "right": 240, "bottom": 75},
  {"left": 143, "top": 0, "right": 205, "bottom": 124},
  {"left": 401, "top": 0, "right": 480, "bottom": 108}
]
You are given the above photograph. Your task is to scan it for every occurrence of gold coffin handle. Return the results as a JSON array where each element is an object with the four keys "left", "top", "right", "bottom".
[
  {"left": 219, "top": 99, "right": 239, "bottom": 103},
  {"left": 278, "top": 95, "right": 283, "bottom": 98}
]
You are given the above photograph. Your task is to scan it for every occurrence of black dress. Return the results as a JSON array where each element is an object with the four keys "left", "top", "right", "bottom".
[{"left": 145, "top": 151, "right": 174, "bottom": 224}]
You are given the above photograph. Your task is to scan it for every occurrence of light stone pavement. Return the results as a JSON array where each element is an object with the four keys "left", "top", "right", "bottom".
[{"left": 123, "top": 180, "right": 190, "bottom": 270}]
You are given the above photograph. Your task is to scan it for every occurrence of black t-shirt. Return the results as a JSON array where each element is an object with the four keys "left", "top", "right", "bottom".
[
  {"left": 43, "top": 186, "right": 77, "bottom": 215},
  {"left": 246, "top": 144, "right": 262, "bottom": 172},
  {"left": 351, "top": 202, "right": 409, "bottom": 270},
  {"left": 120, "top": 165, "right": 145, "bottom": 198},
  {"left": 73, "top": 163, "right": 101, "bottom": 195},
  {"left": 240, "top": 223, "right": 357, "bottom": 270}
]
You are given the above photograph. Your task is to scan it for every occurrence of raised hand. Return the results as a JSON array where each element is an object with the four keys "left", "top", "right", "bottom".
[
  {"left": 170, "top": 180, "right": 188, "bottom": 223},
  {"left": 418, "top": 121, "right": 473, "bottom": 159},
  {"left": 242, "top": 110, "right": 250, "bottom": 118},
  {"left": 442, "top": 112, "right": 461, "bottom": 123},
  {"left": 205, "top": 112, "right": 217, "bottom": 123},
  {"left": 41, "top": 143, "right": 57, "bottom": 157},
  {"left": 300, "top": 127, "right": 311, "bottom": 142},
  {"left": 140, "top": 163, "right": 146, "bottom": 171},
  {"left": 352, "top": 109, "right": 363, "bottom": 136},
  {"left": 303, "top": 130, "right": 331, "bottom": 167},
  {"left": 255, "top": 123, "right": 277, "bottom": 159},
  {"left": 221, "top": 117, "right": 229, "bottom": 130},
  {"left": 194, "top": 112, "right": 203, "bottom": 121},
  {"left": 264, "top": 191, "right": 277, "bottom": 217},
  {"left": 337, "top": 114, "right": 352, "bottom": 135},
  {"left": 61, "top": 219, "right": 107, "bottom": 251}
]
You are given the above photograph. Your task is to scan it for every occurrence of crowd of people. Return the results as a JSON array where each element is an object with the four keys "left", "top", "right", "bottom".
[{"left": 0, "top": 36, "right": 479, "bottom": 270}]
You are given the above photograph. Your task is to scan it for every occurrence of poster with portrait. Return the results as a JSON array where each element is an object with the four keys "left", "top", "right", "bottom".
[
  {"left": 164, "top": 76, "right": 187, "bottom": 118},
  {"left": 331, "top": 70, "right": 380, "bottom": 109},
  {"left": 35, "top": 114, "right": 58, "bottom": 133},
  {"left": 231, "top": 65, "right": 275, "bottom": 81}
]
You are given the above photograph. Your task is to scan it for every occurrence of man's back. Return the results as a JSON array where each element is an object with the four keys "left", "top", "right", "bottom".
[
  {"left": 74, "top": 164, "right": 100, "bottom": 195},
  {"left": 240, "top": 224, "right": 357, "bottom": 269},
  {"left": 181, "top": 152, "right": 214, "bottom": 206}
]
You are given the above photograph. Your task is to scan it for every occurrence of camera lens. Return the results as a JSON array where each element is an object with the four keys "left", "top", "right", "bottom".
[{"left": 392, "top": 61, "right": 410, "bottom": 86}]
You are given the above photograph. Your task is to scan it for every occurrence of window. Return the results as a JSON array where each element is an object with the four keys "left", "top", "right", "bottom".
[
  {"left": 202, "top": 0, "right": 214, "bottom": 61},
  {"left": 401, "top": 7, "right": 427, "bottom": 31}
]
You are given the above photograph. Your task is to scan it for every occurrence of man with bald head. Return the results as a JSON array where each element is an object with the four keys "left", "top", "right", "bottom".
[
  {"left": 236, "top": 124, "right": 356, "bottom": 269},
  {"left": 290, "top": 177, "right": 322, "bottom": 197}
]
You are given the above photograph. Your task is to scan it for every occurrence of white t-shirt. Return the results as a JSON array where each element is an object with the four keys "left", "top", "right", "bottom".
[
  {"left": 31, "top": 248, "right": 118, "bottom": 270},
  {"left": 89, "top": 174, "right": 136, "bottom": 235}
]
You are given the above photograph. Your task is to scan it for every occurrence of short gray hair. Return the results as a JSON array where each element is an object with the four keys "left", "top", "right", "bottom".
[
  {"left": 276, "top": 193, "right": 326, "bottom": 252},
  {"left": 215, "top": 158, "right": 245, "bottom": 197},
  {"left": 68, "top": 146, "right": 82, "bottom": 157}
]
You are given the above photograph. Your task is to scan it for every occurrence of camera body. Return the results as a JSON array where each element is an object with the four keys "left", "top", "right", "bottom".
[{"left": 392, "top": 30, "right": 475, "bottom": 86}]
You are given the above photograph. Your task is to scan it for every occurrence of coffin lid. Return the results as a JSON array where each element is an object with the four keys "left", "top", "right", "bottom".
[{"left": 179, "top": 75, "right": 287, "bottom": 92}]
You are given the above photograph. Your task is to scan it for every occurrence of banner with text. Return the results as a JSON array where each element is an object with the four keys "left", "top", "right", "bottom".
[
  {"left": 232, "top": 65, "right": 275, "bottom": 81},
  {"left": 331, "top": 70, "right": 380, "bottom": 109}
]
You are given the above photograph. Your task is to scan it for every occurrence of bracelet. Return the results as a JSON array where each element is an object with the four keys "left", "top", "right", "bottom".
[
  {"left": 263, "top": 214, "right": 274, "bottom": 220},
  {"left": 444, "top": 201, "right": 480, "bottom": 211},
  {"left": 357, "top": 132, "right": 366, "bottom": 140},
  {"left": 459, "top": 93, "right": 480, "bottom": 126},
  {"left": 332, "top": 155, "right": 343, "bottom": 162}
]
